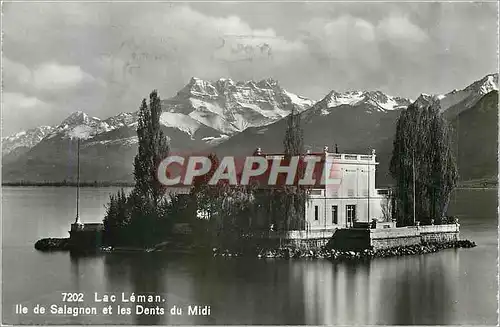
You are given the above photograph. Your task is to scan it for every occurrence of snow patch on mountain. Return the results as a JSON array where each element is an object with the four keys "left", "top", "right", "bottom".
[
  {"left": 2, "top": 125, "right": 55, "bottom": 155},
  {"left": 202, "top": 134, "right": 230, "bottom": 146},
  {"left": 284, "top": 90, "right": 315, "bottom": 108},
  {"left": 326, "top": 91, "right": 365, "bottom": 107},
  {"left": 104, "top": 112, "right": 138, "bottom": 128},
  {"left": 433, "top": 73, "right": 498, "bottom": 111},
  {"left": 159, "top": 112, "right": 203, "bottom": 136},
  {"left": 188, "top": 110, "right": 239, "bottom": 134},
  {"left": 68, "top": 125, "right": 94, "bottom": 139},
  {"left": 48, "top": 111, "right": 112, "bottom": 140},
  {"left": 190, "top": 98, "right": 225, "bottom": 116},
  {"left": 163, "top": 77, "right": 314, "bottom": 134},
  {"left": 84, "top": 136, "right": 139, "bottom": 147},
  {"left": 319, "top": 90, "right": 412, "bottom": 114}
]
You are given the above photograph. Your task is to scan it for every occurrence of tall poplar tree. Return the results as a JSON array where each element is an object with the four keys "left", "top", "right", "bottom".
[
  {"left": 283, "top": 107, "right": 304, "bottom": 157},
  {"left": 103, "top": 90, "right": 170, "bottom": 247},
  {"left": 389, "top": 100, "right": 458, "bottom": 226},
  {"left": 265, "top": 107, "right": 308, "bottom": 231},
  {"left": 133, "top": 90, "right": 170, "bottom": 206}
]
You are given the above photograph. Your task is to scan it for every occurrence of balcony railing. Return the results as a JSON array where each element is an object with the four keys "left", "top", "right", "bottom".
[
  {"left": 376, "top": 189, "right": 390, "bottom": 195},
  {"left": 329, "top": 153, "right": 376, "bottom": 162}
]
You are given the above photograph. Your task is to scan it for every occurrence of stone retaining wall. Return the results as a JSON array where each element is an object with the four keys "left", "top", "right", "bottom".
[
  {"left": 419, "top": 224, "right": 460, "bottom": 243},
  {"left": 249, "top": 224, "right": 460, "bottom": 251},
  {"left": 329, "top": 224, "right": 460, "bottom": 250},
  {"left": 370, "top": 227, "right": 421, "bottom": 249},
  {"left": 253, "top": 228, "right": 337, "bottom": 250}
]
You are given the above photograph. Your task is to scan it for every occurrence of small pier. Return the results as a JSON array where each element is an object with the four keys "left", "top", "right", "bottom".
[
  {"left": 329, "top": 223, "right": 460, "bottom": 251},
  {"left": 69, "top": 222, "right": 104, "bottom": 252}
]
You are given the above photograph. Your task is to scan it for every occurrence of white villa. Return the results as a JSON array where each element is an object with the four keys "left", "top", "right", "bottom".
[{"left": 258, "top": 146, "right": 391, "bottom": 232}]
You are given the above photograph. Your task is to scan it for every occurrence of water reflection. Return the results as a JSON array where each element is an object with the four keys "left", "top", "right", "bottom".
[
  {"left": 185, "top": 258, "right": 307, "bottom": 324},
  {"left": 378, "top": 253, "right": 458, "bottom": 325},
  {"left": 69, "top": 252, "right": 106, "bottom": 325},
  {"left": 96, "top": 250, "right": 461, "bottom": 325},
  {"left": 293, "top": 260, "right": 373, "bottom": 325},
  {"left": 5, "top": 187, "right": 495, "bottom": 325}
]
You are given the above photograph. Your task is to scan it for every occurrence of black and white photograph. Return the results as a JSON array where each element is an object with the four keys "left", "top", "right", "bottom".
[{"left": 1, "top": 1, "right": 498, "bottom": 325}]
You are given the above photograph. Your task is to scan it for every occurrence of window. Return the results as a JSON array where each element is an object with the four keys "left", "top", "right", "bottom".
[
  {"left": 332, "top": 205, "right": 338, "bottom": 224},
  {"left": 310, "top": 189, "right": 323, "bottom": 196},
  {"left": 314, "top": 206, "right": 319, "bottom": 221},
  {"left": 346, "top": 205, "right": 356, "bottom": 224}
]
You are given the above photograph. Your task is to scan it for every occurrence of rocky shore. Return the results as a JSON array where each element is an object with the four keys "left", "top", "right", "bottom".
[
  {"left": 35, "top": 237, "right": 476, "bottom": 259},
  {"left": 211, "top": 240, "right": 477, "bottom": 260},
  {"left": 34, "top": 238, "right": 70, "bottom": 251}
]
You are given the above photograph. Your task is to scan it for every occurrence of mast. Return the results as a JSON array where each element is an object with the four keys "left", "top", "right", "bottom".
[
  {"left": 412, "top": 149, "right": 416, "bottom": 226},
  {"left": 368, "top": 149, "right": 375, "bottom": 223},
  {"left": 75, "top": 138, "right": 81, "bottom": 224},
  {"left": 367, "top": 161, "right": 370, "bottom": 222}
]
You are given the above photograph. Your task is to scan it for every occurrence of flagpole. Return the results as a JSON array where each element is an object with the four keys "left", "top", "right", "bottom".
[
  {"left": 75, "top": 138, "right": 80, "bottom": 224},
  {"left": 412, "top": 149, "right": 416, "bottom": 226},
  {"left": 368, "top": 161, "right": 370, "bottom": 222}
]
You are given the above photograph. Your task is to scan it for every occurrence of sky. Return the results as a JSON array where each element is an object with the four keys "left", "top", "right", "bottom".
[{"left": 2, "top": 1, "right": 498, "bottom": 135}]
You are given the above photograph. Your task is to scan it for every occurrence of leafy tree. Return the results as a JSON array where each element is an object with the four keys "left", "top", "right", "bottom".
[
  {"left": 254, "top": 107, "right": 309, "bottom": 232},
  {"left": 134, "top": 91, "right": 170, "bottom": 206},
  {"left": 103, "top": 189, "right": 129, "bottom": 246},
  {"left": 389, "top": 100, "right": 458, "bottom": 226},
  {"left": 283, "top": 107, "right": 304, "bottom": 157},
  {"left": 190, "top": 153, "right": 221, "bottom": 221},
  {"left": 103, "top": 90, "right": 171, "bottom": 247}
]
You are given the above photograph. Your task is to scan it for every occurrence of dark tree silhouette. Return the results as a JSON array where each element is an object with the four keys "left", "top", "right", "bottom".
[
  {"left": 390, "top": 100, "right": 458, "bottom": 226},
  {"left": 103, "top": 90, "right": 171, "bottom": 247}
]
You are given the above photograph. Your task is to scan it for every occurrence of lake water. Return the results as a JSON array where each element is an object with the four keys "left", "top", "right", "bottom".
[{"left": 2, "top": 187, "right": 498, "bottom": 325}]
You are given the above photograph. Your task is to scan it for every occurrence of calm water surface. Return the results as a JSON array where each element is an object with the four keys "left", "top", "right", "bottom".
[{"left": 2, "top": 187, "right": 498, "bottom": 325}]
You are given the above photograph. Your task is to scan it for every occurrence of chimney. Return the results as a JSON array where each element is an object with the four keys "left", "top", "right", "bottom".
[
  {"left": 306, "top": 149, "right": 311, "bottom": 154},
  {"left": 335, "top": 144, "right": 339, "bottom": 153},
  {"left": 323, "top": 146, "right": 329, "bottom": 153},
  {"left": 256, "top": 147, "right": 262, "bottom": 155}
]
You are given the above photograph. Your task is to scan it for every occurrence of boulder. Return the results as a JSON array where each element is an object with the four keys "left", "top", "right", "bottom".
[{"left": 35, "top": 238, "right": 70, "bottom": 251}]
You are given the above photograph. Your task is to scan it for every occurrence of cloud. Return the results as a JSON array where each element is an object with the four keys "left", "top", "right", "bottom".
[
  {"left": 3, "top": 57, "right": 32, "bottom": 88},
  {"left": 2, "top": 92, "right": 49, "bottom": 110},
  {"left": 2, "top": 92, "right": 55, "bottom": 133},
  {"left": 300, "top": 15, "right": 380, "bottom": 71},
  {"left": 1, "top": 2, "right": 497, "bottom": 136},
  {"left": 299, "top": 13, "right": 427, "bottom": 71},
  {"left": 377, "top": 14, "right": 428, "bottom": 45},
  {"left": 122, "top": 5, "right": 305, "bottom": 69},
  {"left": 3, "top": 57, "right": 95, "bottom": 92},
  {"left": 32, "top": 62, "right": 93, "bottom": 90}
]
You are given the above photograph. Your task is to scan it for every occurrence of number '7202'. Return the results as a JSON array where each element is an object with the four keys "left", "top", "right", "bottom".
[{"left": 62, "top": 293, "right": 84, "bottom": 302}]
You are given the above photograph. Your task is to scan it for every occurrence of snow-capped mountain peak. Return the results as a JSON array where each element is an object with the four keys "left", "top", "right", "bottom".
[
  {"left": 433, "top": 73, "right": 498, "bottom": 112},
  {"left": 49, "top": 111, "right": 112, "bottom": 140},
  {"left": 2, "top": 125, "right": 55, "bottom": 155},
  {"left": 3, "top": 77, "right": 314, "bottom": 155},
  {"left": 322, "top": 90, "right": 411, "bottom": 113},
  {"left": 414, "top": 93, "right": 441, "bottom": 109},
  {"left": 60, "top": 111, "right": 99, "bottom": 126},
  {"left": 475, "top": 73, "right": 498, "bottom": 94},
  {"left": 103, "top": 112, "right": 138, "bottom": 128},
  {"left": 163, "top": 77, "right": 315, "bottom": 134}
]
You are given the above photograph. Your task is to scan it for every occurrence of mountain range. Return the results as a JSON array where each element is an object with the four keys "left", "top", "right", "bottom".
[
  {"left": 2, "top": 73, "right": 498, "bottom": 186},
  {"left": 2, "top": 77, "right": 314, "bottom": 182}
]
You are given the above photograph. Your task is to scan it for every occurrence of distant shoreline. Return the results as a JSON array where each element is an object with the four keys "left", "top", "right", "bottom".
[
  {"left": 2, "top": 181, "right": 497, "bottom": 189},
  {"left": 2, "top": 182, "right": 134, "bottom": 187}
]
